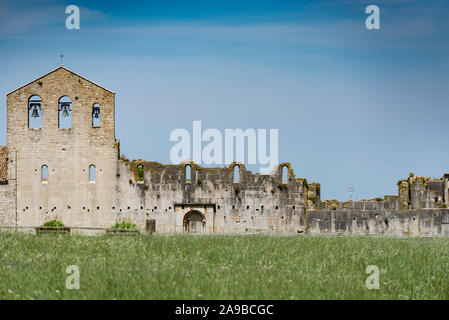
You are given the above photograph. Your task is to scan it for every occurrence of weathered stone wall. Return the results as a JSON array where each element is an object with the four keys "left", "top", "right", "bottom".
[
  {"left": 0, "top": 146, "right": 7, "bottom": 182},
  {"left": 6, "top": 67, "right": 118, "bottom": 228},
  {"left": 0, "top": 148, "right": 16, "bottom": 227},
  {"left": 114, "top": 160, "right": 307, "bottom": 233},
  {"left": 307, "top": 209, "right": 449, "bottom": 236},
  {"left": 0, "top": 184, "right": 15, "bottom": 227},
  {"left": 444, "top": 174, "right": 449, "bottom": 208},
  {"left": 322, "top": 196, "right": 400, "bottom": 211},
  {"left": 321, "top": 172, "right": 448, "bottom": 213},
  {"left": 397, "top": 173, "right": 446, "bottom": 210},
  {"left": 305, "top": 182, "right": 320, "bottom": 210}
]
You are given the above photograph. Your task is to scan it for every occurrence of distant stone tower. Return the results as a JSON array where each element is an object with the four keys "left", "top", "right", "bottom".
[{"left": 6, "top": 66, "right": 119, "bottom": 228}]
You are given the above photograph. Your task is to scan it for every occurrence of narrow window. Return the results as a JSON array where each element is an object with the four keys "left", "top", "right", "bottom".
[
  {"left": 89, "top": 165, "right": 96, "bottom": 182},
  {"left": 282, "top": 166, "right": 288, "bottom": 184},
  {"left": 233, "top": 165, "right": 240, "bottom": 182},
  {"left": 28, "top": 95, "right": 42, "bottom": 129},
  {"left": 185, "top": 165, "right": 191, "bottom": 182},
  {"left": 137, "top": 164, "right": 144, "bottom": 182},
  {"left": 41, "top": 165, "right": 48, "bottom": 182},
  {"left": 92, "top": 103, "right": 101, "bottom": 127},
  {"left": 58, "top": 96, "right": 72, "bottom": 129}
]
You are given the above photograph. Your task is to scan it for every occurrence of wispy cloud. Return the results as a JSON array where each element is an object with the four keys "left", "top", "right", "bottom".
[
  {"left": 0, "top": 0, "right": 107, "bottom": 38},
  {"left": 1, "top": 0, "right": 448, "bottom": 55},
  {"left": 0, "top": 1, "right": 63, "bottom": 37}
]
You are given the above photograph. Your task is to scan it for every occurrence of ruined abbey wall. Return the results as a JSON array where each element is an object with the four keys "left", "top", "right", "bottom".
[
  {"left": 1, "top": 66, "right": 449, "bottom": 236},
  {"left": 321, "top": 173, "right": 449, "bottom": 212},
  {"left": 115, "top": 160, "right": 307, "bottom": 233},
  {"left": 307, "top": 209, "right": 449, "bottom": 236}
]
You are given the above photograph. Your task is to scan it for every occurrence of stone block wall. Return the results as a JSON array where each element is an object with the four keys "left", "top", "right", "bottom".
[
  {"left": 0, "top": 148, "right": 16, "bottom": 227},
  {"left": 114, "top": 160, "right": 307, "bottom": 233},
  {"left": 6, "top": 67, "right": 118, "bottom": 228},
  {"left": 307, "top": 209, "right": 449, "bottom": 236}
]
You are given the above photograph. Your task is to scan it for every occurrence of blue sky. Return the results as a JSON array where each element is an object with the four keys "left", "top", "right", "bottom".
[{"left": 0, "top": 0, "right": 448, "bottom": 200}]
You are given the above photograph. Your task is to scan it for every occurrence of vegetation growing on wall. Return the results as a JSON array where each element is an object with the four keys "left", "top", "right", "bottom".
[
  {"left": 112, "top": 221, "right": 137, "bottom": 229},
  {"left": 42, "top": 220, "right": 64, "bottom": 227}
]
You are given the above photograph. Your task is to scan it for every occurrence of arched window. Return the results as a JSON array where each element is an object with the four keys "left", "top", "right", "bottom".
[
  {"left": 185, "top": 165, "right": 191, "bottom": 182},
  {"left": 233, "top": 165, "right": 240, "bottom": 182},
  {"left": 92, "top": 103, "right": 101, "bottom": 127},
  {"left": 41, "top": 165, "right": 48, "bottom": 182},
  {"left": 58, "top": 96, "right": 72, "bottom": 129},
  {"left": 282, "top": 166, "right": 288, "bottom": 184},
  {"left": 28, "top": 95, "right": 42, "bottom": 129},
  {"left": 89, "top": 165, "right": 96, "bottom": 182},
  {"left": 137, "top": 164, "right": 144, "bottom": 182}
]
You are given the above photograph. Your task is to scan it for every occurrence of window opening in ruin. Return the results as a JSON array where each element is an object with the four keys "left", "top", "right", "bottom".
[
  {"left": 137, "top": 164, "right": 144, "bottom": 182},
  {"left": 233, "top": 165, "right": 240, "bottom": 182},
  {"left": 185, "top": 164, "right": 191, "bottom": 182},
  {"left": 282, "top": 166, "right": 288, "bottom": 184},
  {"left": 28, "top": 95, "right": 42, "bottom": 128}
]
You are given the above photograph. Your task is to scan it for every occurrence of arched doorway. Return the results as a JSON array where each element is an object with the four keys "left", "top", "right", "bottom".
[{"left": 183, "top": 211, "right": 205, "bottom": 233}]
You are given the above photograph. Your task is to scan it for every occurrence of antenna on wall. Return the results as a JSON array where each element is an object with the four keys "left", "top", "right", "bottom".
[{"left": 60, "top": 54, "right": 64, "bottom": 66}]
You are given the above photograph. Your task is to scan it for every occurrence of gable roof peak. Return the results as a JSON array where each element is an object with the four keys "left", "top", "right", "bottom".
[{"left": 7, "top": 65, "right": 115, "bottom": 96}]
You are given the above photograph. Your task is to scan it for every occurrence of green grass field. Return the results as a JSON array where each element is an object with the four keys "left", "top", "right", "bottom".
[{"left": 1, "top": 233, "right": 449, "bottom": 299}]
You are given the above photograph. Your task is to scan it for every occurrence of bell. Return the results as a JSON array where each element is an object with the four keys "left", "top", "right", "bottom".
[
  {"left": 92, "top": 106, "right": 100, "bottom": 119},
  {"left": 62, "top": 106, "right": 70, "bottom": 117},
  {"left": 31, "top": 106, "right": 40, "bottom": 118}
]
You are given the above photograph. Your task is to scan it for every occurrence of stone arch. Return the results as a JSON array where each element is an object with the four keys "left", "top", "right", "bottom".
[
  {"left": 279, "top": 162, "right": 292, "bottom": 184},
  {"left": 183, "top": 210, "right": 205, "bottom": 233}
]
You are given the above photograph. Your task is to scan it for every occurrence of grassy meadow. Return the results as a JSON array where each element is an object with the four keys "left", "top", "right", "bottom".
[{"left": 1, "top": 233, "right": 449, "bottom": 299}]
